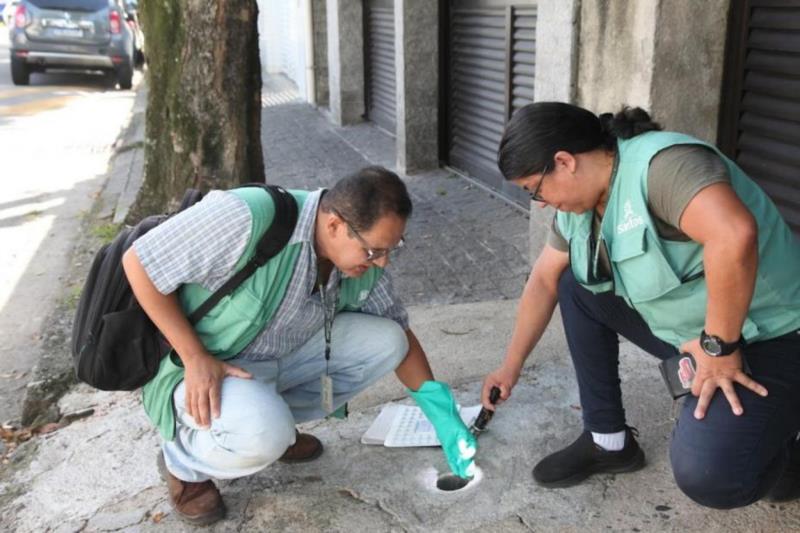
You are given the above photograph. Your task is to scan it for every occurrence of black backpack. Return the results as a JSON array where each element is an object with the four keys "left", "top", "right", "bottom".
[{"left": 71, "top": 184, "right": 298, "bottom": 391}]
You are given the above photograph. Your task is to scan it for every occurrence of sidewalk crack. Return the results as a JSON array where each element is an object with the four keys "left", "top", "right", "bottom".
[
  {"left": 338, "top": 487, "right": 411, "bottom": 532},
  {"left": 237, "top": 494, "right": 256, "bottom": 532},
  {"left": 516, "top": 514, "right": 535, "bottom": 531},
  {"left": 82, "top": 486, "right": 160, "bottom": 531}
]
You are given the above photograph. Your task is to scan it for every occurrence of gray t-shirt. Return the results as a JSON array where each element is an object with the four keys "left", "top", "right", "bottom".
[{"left": 548, "top": 144, "right": 730, "bottom": 275}]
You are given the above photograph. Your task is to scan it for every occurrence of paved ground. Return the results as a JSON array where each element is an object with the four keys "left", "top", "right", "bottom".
[
  {"left": 5, "top": 329, "right": 800, "bottom": 532},
  {"left": 1, "top": 75, "right": 799, "bottom": 532},
  {"left": 260, "top": 91, "right": 531, "bottom": 306}
]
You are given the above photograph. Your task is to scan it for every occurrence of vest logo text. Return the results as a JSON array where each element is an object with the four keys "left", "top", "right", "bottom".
[{"left": 617, "top": 200, "right": 645, "bottom": 234}]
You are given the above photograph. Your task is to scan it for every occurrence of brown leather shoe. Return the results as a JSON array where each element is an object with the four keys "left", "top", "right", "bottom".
[
  {"left": 279, "top": 431, "right": 324, "bottom": 463},
  {"left": 157, "top": 452, "right": 225, "bottom": 526}
]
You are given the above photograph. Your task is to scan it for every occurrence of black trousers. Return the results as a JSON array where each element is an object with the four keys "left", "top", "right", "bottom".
[{"left": 558, "top": 269, "right": 800, "bottom": 509}]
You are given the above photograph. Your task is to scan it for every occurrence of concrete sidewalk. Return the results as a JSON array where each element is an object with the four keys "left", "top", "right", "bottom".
[
  {"left": 1, "top": 77, "right": 799, "bottom": 532},
  {"left": 3, "top": 314, "right": 797, "bottom": 532}
]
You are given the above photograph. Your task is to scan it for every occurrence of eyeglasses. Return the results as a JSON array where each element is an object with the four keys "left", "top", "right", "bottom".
[
  {"left": 332, "top": 209, "right": 405, "bottom": 262},
  {"left": 529, "top": 164, "right": 549, "bottom": 202}
]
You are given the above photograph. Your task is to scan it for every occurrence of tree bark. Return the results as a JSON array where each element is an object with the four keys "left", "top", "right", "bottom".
[{"left": 129, "top": 0, "right": 264, "bottom": 221}]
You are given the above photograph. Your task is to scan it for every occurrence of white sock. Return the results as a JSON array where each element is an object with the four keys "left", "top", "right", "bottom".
[{"left": 592, "top": 430, "right": 626, "bottom": 451}]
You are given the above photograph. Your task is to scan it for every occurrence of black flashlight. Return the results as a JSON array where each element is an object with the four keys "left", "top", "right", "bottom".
[{"left": 469, "top": 386, "right": 501, "bottom": 436}]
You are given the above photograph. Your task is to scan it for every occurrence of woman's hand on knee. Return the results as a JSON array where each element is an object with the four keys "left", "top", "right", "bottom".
[
  {"left": 682, "top": 339, "right": 767, "bottom": 420},
  {"left": 183, "top": 352, "right": 252, "bottom": 427}
]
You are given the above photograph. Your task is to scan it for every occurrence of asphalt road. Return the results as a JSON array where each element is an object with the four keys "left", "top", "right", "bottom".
[{"left": 0, "top": 27, "right": 141, "bottom": 423}]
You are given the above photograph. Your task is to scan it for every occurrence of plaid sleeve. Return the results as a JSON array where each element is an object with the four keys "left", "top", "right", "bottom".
[
  {"left": 359, "top": 270, "right": 410, "bottom": 330},
  {"left": 132, "top": 190, "right": 252, "bottom": 294}
]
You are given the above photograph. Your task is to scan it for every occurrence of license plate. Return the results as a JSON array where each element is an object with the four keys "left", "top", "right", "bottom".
[{"left": 51, "top": 28, "right": 83, "bottom": 38}]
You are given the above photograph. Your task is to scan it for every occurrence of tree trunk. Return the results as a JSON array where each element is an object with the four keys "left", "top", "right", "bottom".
[{"left": 129, "top": 0, "right": 264, "bottom": 221}]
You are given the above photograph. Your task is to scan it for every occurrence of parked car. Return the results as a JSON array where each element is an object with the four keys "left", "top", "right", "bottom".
[
  {"left": 8, "top": 0, "right": 136, "bottom": 89},
  {"left": 2, "top": 1, "right": 19, "bottom": 27}
]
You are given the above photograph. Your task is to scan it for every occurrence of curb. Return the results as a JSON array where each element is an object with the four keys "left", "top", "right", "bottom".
[{"left": 98, "top": 82, "right": 148, "bottom": 224}]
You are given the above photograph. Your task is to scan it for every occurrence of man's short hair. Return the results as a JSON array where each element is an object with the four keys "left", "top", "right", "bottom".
[{"left": 320, "top": 166, "right": 412, "bottom": 231}]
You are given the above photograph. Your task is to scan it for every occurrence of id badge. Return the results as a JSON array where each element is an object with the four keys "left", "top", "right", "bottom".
[{"left": 321, "top": 374, "right": 334, "bottom": 413}]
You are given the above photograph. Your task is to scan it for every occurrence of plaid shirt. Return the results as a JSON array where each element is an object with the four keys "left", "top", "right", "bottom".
[{"left": 134, "top": 189, "right": 409, "bottom": 361}]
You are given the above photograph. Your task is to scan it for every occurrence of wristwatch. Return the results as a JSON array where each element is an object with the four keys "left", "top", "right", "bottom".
[{"left": 700, "top": 330, "right": 743, "bottom": 357}]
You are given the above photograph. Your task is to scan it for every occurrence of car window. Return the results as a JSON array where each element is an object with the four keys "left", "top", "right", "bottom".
[{"left": 27, "top": 0, "right": 108, "bottom": 11}]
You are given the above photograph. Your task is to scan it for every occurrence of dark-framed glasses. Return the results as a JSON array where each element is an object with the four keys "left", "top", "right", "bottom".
[
  {"left": 530, "top": 164, "right": 550, "bottom": 202},
  {"left": 332, "top": 209, "right": 406, "bottom": 262}
]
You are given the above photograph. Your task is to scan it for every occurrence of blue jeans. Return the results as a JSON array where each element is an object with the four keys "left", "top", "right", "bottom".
[
  {"left": 558, "top": 269, "right": 800, "bottom": 509},
  {"left": 162, "top": 312, "right": 408, "bottom": 482}
]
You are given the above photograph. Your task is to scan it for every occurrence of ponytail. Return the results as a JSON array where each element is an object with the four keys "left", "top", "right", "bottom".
[{"left": 598, "top": 106, "right": 662, "bottom": 140}]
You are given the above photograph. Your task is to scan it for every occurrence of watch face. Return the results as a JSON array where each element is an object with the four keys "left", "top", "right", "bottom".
[{"left": 701, "top": 335, "right": 722, "bottom": 356}]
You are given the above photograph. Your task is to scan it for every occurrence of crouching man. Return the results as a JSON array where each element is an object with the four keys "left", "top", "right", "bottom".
[{"left": 122, "top": 167, "right": 476, "bottom": 525}]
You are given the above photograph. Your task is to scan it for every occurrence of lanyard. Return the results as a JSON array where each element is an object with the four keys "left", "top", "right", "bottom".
[{"left": 318, "top": 280, "right": 338, "bottom": 375}]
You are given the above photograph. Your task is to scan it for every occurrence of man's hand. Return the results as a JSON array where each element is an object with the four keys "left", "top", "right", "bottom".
[
  {"left": 681, "top": 338, "right": 767, "bottom": 419},
  {"left": 409, "top": 381, "right": 478, "bottom": 478},
  {"left": 481, "top": 364, "right": 521, "bottom": 411},
  {"left": 183, "top": 352, "right": 252, "bottom": 427}
]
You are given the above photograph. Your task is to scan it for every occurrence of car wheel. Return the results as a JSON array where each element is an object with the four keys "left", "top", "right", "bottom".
[
  {"left": 116, "top": 61, "right": 133, "bottom": 90},
  {"left": 11, "top": 57, "right": 30, "bottom": 86}
]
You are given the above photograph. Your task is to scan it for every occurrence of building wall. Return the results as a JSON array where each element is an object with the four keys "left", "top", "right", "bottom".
[
  {"left": 534, "top": 0, "right": 579, "bottom": 103},
  {"left": 577, "top": 0, "right": 729, "bottom": 142},
  {"left": 650, "top": 0, "right": 729, "bottom": 143},
  {"left": 577, "top": 0, "right": 657, "bottom": 114},
  {"left": 283, "top": 0, "right": 308, "bottom": 96},
  {"left": 326, "top": 0, "right": 365, "bottom": 125},
  {"left": 395, "top": 0, "right": 439, "bottom": 174},
  {"left": 259, "top": 0, "right": 308, "bottom": 97},
  {"left": 312, "top": 0, "right": 329, "bottom": 107},
  {"left": 259, "top": 0, "right": 283, "bottom": 74}
]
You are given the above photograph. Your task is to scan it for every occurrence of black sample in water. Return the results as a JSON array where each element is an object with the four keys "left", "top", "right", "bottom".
[{"left": 469, "top": 386, "right": 501, "bottom": 436}]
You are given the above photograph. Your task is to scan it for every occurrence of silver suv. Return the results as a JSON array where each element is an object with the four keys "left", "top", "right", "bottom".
[{"left": 9, "top": 0, "right": 135, "bottom": 89}]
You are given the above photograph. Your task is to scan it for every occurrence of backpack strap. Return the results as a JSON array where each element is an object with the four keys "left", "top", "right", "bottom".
[
  {"left": 178, "top": 189, "right": 204, "bottom": 211},
  {"left": 187, "top": 184, "right": 299, "bottom": 325}
]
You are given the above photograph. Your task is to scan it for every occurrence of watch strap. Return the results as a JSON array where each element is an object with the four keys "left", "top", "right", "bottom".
[{"left": 700, "top": 330, "right": 744, "bottom": 356}]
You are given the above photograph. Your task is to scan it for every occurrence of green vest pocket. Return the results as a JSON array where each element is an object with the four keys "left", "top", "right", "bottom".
[{"left": 610, "top": 226, "right": 681, "bottom": 303}]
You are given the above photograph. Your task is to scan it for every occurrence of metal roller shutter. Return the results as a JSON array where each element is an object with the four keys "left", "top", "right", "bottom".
[
  {"left": 719, "top": 0, "right": 800, "bottom": 234},
  {"left": 365, "top": 0, "right": 397, "bottom": 135},
  {"left": 446, "top": 0, "right": 537, "bottom": 207}
]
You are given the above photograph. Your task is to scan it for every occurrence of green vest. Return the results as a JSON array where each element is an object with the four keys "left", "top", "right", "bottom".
[
  {"left": 557, "top": 131, "right": 800, "bottom": 348},
  {"left": 143, "top": 187, "right": 385, "bottom": 440}
]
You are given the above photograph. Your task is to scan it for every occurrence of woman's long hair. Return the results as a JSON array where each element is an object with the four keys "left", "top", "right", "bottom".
[{"left": 497, "top": 102, "right": 662, "bottom": 181}]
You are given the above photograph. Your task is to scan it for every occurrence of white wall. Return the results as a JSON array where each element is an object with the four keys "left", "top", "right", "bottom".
[{"left": 258, "top": 0, "right": 310, "bottom": 98}]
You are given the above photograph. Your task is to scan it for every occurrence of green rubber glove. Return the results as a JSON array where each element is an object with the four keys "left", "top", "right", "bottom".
[{"left": 408, "top": 380, "right": 477, "bottom": 479}]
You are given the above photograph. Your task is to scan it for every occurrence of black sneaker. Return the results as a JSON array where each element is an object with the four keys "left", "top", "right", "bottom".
[
  {"left": 765, "top": 434, "right": 800, "bottom": 502},
  {"left": 533, "top": 427, "right": 645, "bottom": 488}
]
